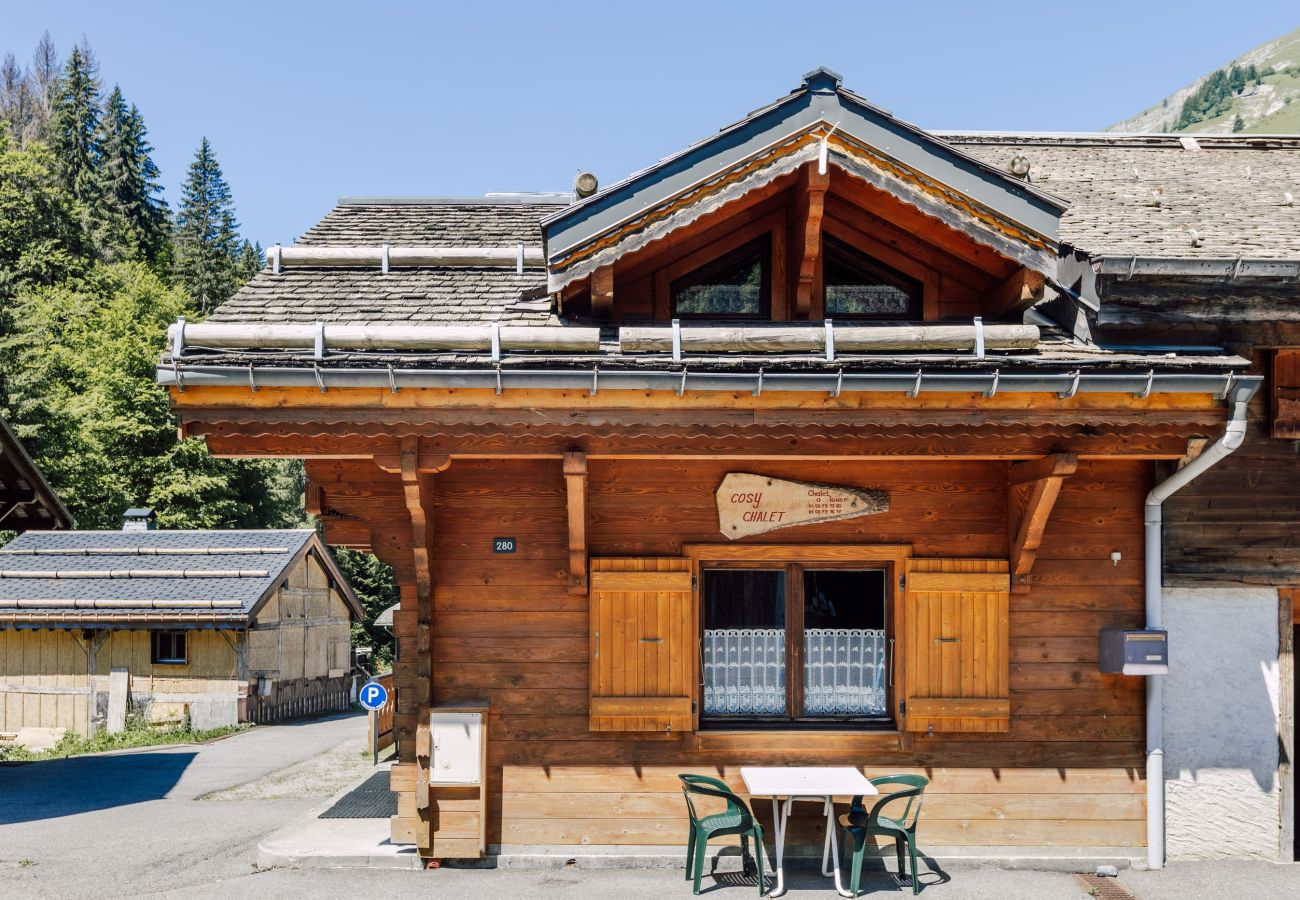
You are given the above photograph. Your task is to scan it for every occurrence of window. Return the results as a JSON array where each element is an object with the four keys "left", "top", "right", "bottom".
[
  {"left": 700, "top": 564, "right": 890, "bottom": 726},
  {"left": 670, "top": 236, "right": 770, "bottom": 318},
  {"left": 151, "top": 630, "right": 187, "bottom": 665},
  {"left": 823, "top": 235, "right": 922, "bottom": 319}
]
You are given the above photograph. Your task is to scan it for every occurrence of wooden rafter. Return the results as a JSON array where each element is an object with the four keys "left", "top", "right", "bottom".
[
  {"left": 988, "top": 267, "right": 1046, "bottom": 317},
  {"left": 563, "top": 451, "right": 588, "bottom": 594},
  {"left": 792, "top": 165, "right": 829, "bottom": 318},
  {"left": 591, "top": 265, "right": 614, "bottom": 319},
  {"left": 1008, "top": 452, "right": 1077, "bottom": 591}
]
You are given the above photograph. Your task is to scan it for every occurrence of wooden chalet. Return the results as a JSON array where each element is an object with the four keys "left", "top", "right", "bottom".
[
  {"left": 159, "top": 69, "right": 1298, "bottom": 866},
  {"left": 0, "top": 528, "right": 362, "bottom": 740}
]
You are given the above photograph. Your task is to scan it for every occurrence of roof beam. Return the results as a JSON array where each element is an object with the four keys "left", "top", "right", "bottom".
[
  {"left": 791, "top": 165, "right": 829, "bottom": 318},
  {"left": 590, "top": 265, "right": 614, "bottom": 320},
  {"left": 563, "top": 452, "right": 588, "bottom": 594},
  {"left": 987, "top": 267, "right": 1046, "bottom": 317}
]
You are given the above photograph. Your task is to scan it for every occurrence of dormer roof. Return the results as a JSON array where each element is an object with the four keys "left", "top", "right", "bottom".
[{"left": 540, "top": 69, "right": 1069, "bottom": 292}]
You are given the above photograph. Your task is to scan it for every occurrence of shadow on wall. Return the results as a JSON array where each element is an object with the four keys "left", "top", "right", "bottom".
[
  {"left": 0, "top": 751, "right": 196, "bottom": 825},
  {"left": 1163, "top": 586, "right": 1280, "bottom": 790}
]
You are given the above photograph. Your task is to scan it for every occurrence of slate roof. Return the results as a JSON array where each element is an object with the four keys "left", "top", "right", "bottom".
[
  {"left": 205, "top": 135, "right": 1300, "bottom": 331},
  {"left": 945, "top": 134, "right": 1300, "bottom": 260},
  {"left": 0, "top": 529, "right": 360, "bottom": 626}
]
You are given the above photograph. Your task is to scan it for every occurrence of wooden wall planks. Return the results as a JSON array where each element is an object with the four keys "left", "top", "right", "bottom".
[{"left": 416, "top": 455, "right": 1149, "bottom": 850}]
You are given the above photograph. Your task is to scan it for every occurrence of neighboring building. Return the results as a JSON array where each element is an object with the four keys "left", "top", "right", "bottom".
[
  {"left": 0, "top": 414, "right": 74, "bottom": 533},
  {"left": 158, "top": 69, "right": 1298, "bottom": 867},
  {"left": 0, "top": 527, "right": 363, "bottom": 738}
]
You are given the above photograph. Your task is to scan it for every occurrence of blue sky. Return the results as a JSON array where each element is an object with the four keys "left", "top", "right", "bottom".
[{"left": 7, "top": 2, "right": 1297, "bottom": 248}]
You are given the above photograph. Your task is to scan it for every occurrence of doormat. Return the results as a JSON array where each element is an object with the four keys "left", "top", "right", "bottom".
[
  {"left": 318, "top": 769, "right": 397, "bottom": 819},
  {"left": 1073, "top": 873, "right": 1137, "bottom": 900}
]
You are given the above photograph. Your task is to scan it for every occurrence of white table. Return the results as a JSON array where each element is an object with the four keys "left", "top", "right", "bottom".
[{"left": 740, "top": 766, "right": 877, "bottom": 898}]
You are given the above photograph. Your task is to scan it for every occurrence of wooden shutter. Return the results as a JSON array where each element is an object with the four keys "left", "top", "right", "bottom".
[
  {"left": 1273, "top": 349, "right": 1300, "bottom": 439},
  {"left": 903, "top": 558, "right": 1010, "bottom": 733},
  {"left": 588, "top": 558, "right": 694, "bottom": 733}
]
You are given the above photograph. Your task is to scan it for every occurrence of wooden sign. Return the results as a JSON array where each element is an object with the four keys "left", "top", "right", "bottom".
[{"left": 716, "top": 473, "right": 889, "bottom": 539}]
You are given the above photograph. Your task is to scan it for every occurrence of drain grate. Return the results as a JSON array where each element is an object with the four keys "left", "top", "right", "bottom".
[
  {"left": 1074, "top": 873, "right": 1137, "bottom": 900},
  {"left": 318, "top": 770, "right": 397, "bottom": 819}
]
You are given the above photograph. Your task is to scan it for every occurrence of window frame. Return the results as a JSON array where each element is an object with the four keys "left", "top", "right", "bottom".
[
  {"left": 821, "top": 233, "right": 924, "bottom": 321},
  {"left": 150, "top": 629, "right": 188, "bottom": 666},
  {"left": 686, "top": 544, "right": 911, "bottom": 733},
  {"left": 668, "top": 235, "right": 772, "bottom": 320}
]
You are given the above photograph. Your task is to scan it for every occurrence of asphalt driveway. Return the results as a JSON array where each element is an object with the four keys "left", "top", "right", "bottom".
[{"left": 0, "top": 711, "right": 369, "bottom": 898}]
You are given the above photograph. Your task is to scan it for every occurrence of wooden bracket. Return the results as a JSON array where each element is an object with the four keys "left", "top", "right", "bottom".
[
  {"left": 792, "top": 165, "right": 829, "bottom": 318},
  {"left": 987, "top": 266, "right": 1046, "bottom": 317},
  {"left": 1008, "top": 453, "right": 1077, "bottom": 591},
  {"left": 400, "top": 436, "right": 437, "bottom": 706},
  {"left": 374, "top": 450, "right": 451, "bottom": 475},
  {"left": 591, "top": 265, "right": 614, "bottom": 320},
  {"left": 563, "top": 451, "right": 588, "bottom": 594}
]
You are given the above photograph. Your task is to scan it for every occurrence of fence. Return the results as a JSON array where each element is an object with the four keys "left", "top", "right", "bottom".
[{"left": 367, "top": 672, "right": 395, "bottom": 763}]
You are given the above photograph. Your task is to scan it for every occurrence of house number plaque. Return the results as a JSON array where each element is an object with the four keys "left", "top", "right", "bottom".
[{"left": 716, "top": 473, "right": 889, "bottom": 539}]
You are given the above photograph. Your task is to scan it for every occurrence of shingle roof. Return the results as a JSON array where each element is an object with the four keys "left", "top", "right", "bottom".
[
  {"left": 209, "top": 267, "right": 553, "bottom": 326},
  {"left": 204, "top": 135, "right": 1300, "bottom": 330},
  {"left": 946, "top": 134, "right": 1300, "bottom": 260},
  {"left": 0, "top": 529, "right": 357, "bottom": 625},
  {"left": 298, "top": 199, "right": 565, "bottom": 247}
]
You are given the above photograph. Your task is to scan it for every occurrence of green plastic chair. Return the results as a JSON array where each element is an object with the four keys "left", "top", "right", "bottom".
[
  {"left": 678, "top": 774, "right": 768, "bottom": 896},
  {"left": 841, "top": 774, "right": 929, "bottom": 897}
]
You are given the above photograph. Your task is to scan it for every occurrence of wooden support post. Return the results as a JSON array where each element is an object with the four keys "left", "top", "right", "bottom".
[
  {"left": 563, "top": 451, "right": 588, "bottom": 594},
  {"left": 987, "top": 266, "right": 1046, "bottom": 317},
  {"left": 791, "top": 165, "right": 829, "bottom": 319},
  {"left": 591, "top": 265, "right": 614, "bottom": 319},
  {"left": 1008, "top": 453, "right": 1078, "bottom": 591}
]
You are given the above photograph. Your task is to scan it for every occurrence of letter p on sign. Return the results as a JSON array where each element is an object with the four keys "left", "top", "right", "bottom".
[{"left": 360, "top": 681, "right": 389, "bottom": 711}]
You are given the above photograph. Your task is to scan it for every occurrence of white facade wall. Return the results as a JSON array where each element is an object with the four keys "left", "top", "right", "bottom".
[{"left": 1162, "top": 586, "right": 1280, "bottom": 860}]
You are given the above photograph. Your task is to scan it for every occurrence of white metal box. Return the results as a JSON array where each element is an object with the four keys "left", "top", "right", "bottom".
[{"left": 429, "top": 711, "right": 482, "bottom": 784}]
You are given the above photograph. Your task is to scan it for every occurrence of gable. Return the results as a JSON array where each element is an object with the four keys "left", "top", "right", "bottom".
[{"left": 543, "top": 68, "right": 1065, "bottom": 295}]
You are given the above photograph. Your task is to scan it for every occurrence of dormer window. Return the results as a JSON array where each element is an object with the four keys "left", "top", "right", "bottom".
[
  {"left": 823, "top": 235, "right": 922, "bottom": 319},
  {"left": 670, "top": 236, "right": 770, "bottom": 319}
]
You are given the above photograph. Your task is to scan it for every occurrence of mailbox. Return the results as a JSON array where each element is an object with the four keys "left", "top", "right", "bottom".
[
  {"left": 1099, "top": 628, "right": 1168, "bottom": 676},
  {"left": 429, "top": 710, "right": 483, "bottom": 784}
]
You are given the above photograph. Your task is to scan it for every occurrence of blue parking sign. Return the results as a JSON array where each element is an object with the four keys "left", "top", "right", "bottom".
[{"left": 360, "top": 681, "right": 389, "bottom": 711}]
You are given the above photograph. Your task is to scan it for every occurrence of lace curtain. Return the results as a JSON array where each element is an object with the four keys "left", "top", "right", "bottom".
[
  {"left": 702, "top": 629, "right": 786, "bottom": 715},
  {"left": 802, "top": 628, "right": 887, "bottom": 716},
  {"left": 702, "top": 628, "right": 887, "bottom": 717}
]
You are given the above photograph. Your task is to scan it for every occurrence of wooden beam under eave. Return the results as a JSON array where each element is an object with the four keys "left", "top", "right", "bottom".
[
  {"left": 563, "top": 451, "right": 588, "bottom": 594},
  {"left": 1008, "top": 452, "right": 1078, "bottom": 591},
  {"left": 591, "top": 265, "right": 614, "bottom": 320},
  {"left": 987, "top": 267, "right": 1046, "bottom": 318},
  {"left": 791, "top": 165, "right": 829, "bottom": 319}
]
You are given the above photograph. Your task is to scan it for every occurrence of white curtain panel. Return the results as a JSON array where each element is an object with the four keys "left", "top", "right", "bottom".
[
  {"left": 802, "top": 628, "right": 887, "bottom": 716},
  {"left": 702, "top": 628, "right": 786, "bottom": 715}
]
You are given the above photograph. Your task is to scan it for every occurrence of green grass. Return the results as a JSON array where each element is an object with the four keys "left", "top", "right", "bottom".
[{"left": 0, "top": 715, "right": 252, "bottom": 762}]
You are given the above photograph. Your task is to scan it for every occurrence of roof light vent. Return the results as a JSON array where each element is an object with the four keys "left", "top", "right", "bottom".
[{"left": 573, "top": 171, "right": 599, "bottom": 199}]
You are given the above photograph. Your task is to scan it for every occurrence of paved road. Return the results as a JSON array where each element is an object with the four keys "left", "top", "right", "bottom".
[{"left": 0, "top": 712, "right": 368, "bottom": 899}]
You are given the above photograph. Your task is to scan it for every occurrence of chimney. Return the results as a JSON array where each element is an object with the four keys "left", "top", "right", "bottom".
[{"left": 122, "top": 507, "right": 156, "bottom": 532}]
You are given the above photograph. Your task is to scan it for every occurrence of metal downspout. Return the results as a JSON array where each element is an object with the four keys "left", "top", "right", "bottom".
[{"left": 1143, "top": 389, "right": 1255, "bottom": 869}]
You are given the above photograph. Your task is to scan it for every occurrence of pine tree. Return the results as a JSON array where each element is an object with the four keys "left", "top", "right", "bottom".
[
  {"left": 26, "top": 31, "right": 60, "bottom": 142},
  {"left": 237, "top": 239, "right": 263, "bottom": 280},
  {"left": 47, "top": 44, "right": 102, "bottom": 204},
  {"left": 174, "top": 137, "right": 241, "bottom": 312},
  {"left": 97, "top": 86, "right": 168, "bottom": 263},
  {"left": 1232, "top": 114, "right": 1245, "bottom": 133}
]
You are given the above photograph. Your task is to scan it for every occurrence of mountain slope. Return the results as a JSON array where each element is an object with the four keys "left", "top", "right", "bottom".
[{"left": 1108, "top": 26, "right": 1300, "bottom": 134}]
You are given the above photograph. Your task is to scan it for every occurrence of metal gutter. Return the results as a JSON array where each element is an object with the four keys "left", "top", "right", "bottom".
[
  {"left": 157, "top": 363, "right": 1260, "bottom": 402},
  {"left": 1098, "top": 257, "right": 1300, "bottom": 280},
  {"left": 1141, "top": 381, "right": 1258, "bottom": 869}
]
